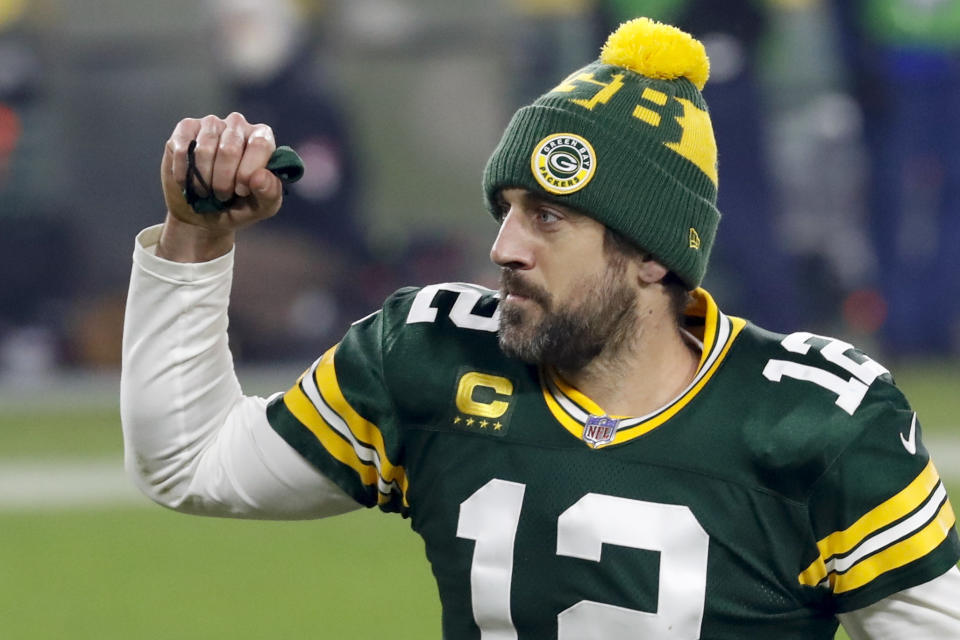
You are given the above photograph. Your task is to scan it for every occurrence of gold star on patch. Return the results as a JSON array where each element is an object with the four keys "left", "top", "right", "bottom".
[
  {"left": 493, "top": 422, "right": 503, "bottom": 430},
  {"left": 466, "top": 418, "right": 475, "bottom": 426},
  {"left": 453, "top": 416, "right": 462, "bottom": 424},
  {"left": 479, "top": 420, "right": 489, "bottom": 429}
]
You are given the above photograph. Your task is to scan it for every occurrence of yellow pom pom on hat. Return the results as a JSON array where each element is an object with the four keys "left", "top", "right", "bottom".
[
  {"left": 483, "top": 17, "right": 721, "bottom": 289},
  {"left": 600, "top": 17, "right": 710, "bottom": 90}
]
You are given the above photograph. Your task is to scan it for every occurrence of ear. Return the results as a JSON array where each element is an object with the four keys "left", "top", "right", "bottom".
[{"left": 636, "top": 257, "right": 670, "bottom": 284}]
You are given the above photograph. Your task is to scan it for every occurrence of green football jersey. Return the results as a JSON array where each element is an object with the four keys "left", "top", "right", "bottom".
[{"left": 267, "top": 284, "right": 960, "bottom": 639}]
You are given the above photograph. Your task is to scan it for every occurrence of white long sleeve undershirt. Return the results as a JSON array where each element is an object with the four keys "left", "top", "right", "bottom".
[
  {"left": 120, "top": 225, "right": 359, "bottom": 519},
  {"left": 120, "top": 225, "right": 959, "bottom": 635},
  {"left": 838, "top": 565, "right": 960, "bottom": 638}
]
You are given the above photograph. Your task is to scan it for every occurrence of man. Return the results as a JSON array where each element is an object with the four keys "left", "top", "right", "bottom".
[{"left": 122, "top": 18, "right": 960, "bottom": 639}]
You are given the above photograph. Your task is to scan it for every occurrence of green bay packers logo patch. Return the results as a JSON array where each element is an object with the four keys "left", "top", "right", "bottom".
[{"left": 530, "top": 133, "right": 596, "bottom": 195}]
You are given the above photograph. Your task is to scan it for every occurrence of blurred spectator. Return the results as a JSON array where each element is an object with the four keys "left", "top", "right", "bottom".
[
  {"left": 205, "top": 0, "right": 373, "bottom": 361},
  {"left": 0, "top": 0, "right": 33, "bottom": 193},
  {"left": 207, "top": 0, "right": 363, "bottom": 250},
  {"left": 756, "top": 1, "right": 879, "bottom": 342},
  {"left": 0, "top": 1, "right": 75, "bottom": 378},
  {"left": 834, "top": 0, "right": 960, "bottom": 357}
]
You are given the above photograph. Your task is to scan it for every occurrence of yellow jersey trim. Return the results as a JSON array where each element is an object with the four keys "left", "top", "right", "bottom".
[
  {"left": 797, "top": 556, "right": 829, "bottom": 591},
  {"left": 541, "top": 288, "right": 745, "bottom": 448},
  {"left": 283, "top": 344, "right": 409, "bottom": 506},
  {"left": 832, "top": 499, "right": 955, "bottom": 593},
  {"left": 817, "top": 460, "right": 940, "bottom": 560},
  {"left": 798, "top": 461, "right": 953, "bottom": 593}
]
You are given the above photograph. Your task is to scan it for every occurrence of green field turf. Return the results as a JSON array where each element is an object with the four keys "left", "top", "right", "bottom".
[
  {"left": 890, "top": 360, "right": 960, "bottom": 430},
  {"left": 0, "top": 405, "right": 122, "bottom": 457},
  {"left": 1, "top": 359, "right": 957, "bottom": 639},
  {"left": 0, "top": 507, "right": 439, "bottom": 639}
]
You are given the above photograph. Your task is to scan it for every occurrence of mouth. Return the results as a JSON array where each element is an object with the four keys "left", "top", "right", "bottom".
[
  {"left": 503, "top": 291, "right": 531, "bottom": 303},
  {"left": 500, "top": 270, "right": 547, "bottom": 308},
  {"left": 501, "top": 288, "right": 546, "bottom": 313}
]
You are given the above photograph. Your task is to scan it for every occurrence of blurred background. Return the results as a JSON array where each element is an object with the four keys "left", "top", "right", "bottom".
[
  {"left": 0, "top": 1, "right": 958, "bottom": 638},
  {"left": 1, "top": 0, "right": 960, "bottom": 375}
]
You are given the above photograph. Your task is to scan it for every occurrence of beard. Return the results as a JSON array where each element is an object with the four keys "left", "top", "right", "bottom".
[{"left": 497, "top": 258, "right": 638, "bottom": 371}]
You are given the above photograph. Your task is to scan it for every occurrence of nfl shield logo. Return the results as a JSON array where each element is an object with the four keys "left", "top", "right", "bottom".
[{"left": 583, "top": 415, "right": 619, "bottom": 447}]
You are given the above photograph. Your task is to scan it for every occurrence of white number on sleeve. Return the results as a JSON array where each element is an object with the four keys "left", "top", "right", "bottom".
[
  {"left": 763, "top": 332, "right": 889, "bottom": 415},
  {"left": 406, "top": 283, "right": 500, "bottom": 332},
  {"left": 457, "top": 479, "right": 709, "bottom": 639}
]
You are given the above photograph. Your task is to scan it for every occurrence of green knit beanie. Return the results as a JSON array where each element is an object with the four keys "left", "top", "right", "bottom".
[{"left": 482, "top": 17, "right": 720, "bottom": 289}]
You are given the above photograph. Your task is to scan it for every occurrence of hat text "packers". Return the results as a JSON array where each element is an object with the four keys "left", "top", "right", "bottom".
[{"left": 530, "top": 133, "right": 597, "bottom": 195}]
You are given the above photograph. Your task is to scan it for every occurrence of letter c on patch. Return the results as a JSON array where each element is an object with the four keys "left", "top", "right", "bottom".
[{"left": 456, "top": 372, "right": 514, "bottom": 418}]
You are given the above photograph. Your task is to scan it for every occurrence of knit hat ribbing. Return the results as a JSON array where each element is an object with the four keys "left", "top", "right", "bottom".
[{"left": 482, "top": 18, "right": 720, "bottom": 289}]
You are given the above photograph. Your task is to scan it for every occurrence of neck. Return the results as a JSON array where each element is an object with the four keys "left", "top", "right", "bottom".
[{"left": 556, "top": 307, "right": 700, "bottom": 418}]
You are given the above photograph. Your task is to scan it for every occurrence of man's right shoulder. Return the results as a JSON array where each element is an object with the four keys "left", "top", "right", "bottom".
[
  {"left": 320, "top": 282, "right": 528, "bottom": 460},
  {"left": 266, "top": 282, "right": 515, "bottom": 512},
  {"left": 368, "top": 282, "right": 503, "bottom": 351},
  {"left": 334, "top": 282, "right": 508, "bottom": 391}
]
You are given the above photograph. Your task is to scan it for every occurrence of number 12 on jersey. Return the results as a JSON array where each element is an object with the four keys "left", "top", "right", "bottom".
[
  {"left": 763, "top": 332, "right": 889, "bottom": 415},
  {"left": 457, "top": 479, "right": 709, "bottom": 639}
]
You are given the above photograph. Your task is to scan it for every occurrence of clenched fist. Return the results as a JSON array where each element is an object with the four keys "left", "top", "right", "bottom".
[{"left": 158, "top": 112, "right": 284, "bottom": 262}]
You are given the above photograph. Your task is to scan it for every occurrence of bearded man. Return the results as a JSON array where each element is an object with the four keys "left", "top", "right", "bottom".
[{"left": 121, "top": 18, "right": 960, "bottom": 639}]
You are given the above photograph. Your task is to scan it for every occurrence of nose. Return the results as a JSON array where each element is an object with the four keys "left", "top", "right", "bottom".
[{"left": 490, "top": 210, "right": 534, "bottom": 270}]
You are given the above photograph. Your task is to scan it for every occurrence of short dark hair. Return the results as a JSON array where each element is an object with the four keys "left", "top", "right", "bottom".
[{"left": 602, "top": 226, "right": 691, "bottom": 325}]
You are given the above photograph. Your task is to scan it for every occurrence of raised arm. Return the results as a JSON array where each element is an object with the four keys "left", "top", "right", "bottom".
[{"left": 120, "top": 113, "right": 360, "bottom": 519}]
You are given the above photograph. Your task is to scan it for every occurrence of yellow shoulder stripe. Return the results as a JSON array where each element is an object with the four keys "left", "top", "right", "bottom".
[
  {"left": 831, "top": 499, "right": 955, "bottom": 593},
  {"left": 314, "top": 346, "right": 408, "bottom": 494},
  {"left": 284, "top": 382, "right": 382, "bottom": 487},
  {"left": 817, "top": 461, "right": 940, "bottom": 560},
  {"left": 283, "top": 345, "right": 409, "bottom": 506},
  {"left": 798, "top": 461, "right": 954, "bottom": 592},
  {"left": 797, "top": 555, "right": 828, "bottom": 590}
]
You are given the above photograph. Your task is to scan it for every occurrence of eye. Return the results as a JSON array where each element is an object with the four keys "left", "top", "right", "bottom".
[
  {"left": 536, "top": 208, "right": 561, "bottom": 224},
  {"left": 494, "top": 195, "right": 510, "bottom": 222}
]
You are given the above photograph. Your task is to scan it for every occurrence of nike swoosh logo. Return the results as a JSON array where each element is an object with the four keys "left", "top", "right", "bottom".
[{"left": 900, "top": 413, "right": 918, "bottom": 455}]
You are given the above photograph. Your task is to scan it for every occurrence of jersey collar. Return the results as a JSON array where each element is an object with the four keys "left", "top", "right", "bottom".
[{"left": 540, "top": 288, "right": 746, "bottom": 449}]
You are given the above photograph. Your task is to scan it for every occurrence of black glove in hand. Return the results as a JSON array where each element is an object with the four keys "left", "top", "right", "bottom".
[{"left": 183, "top": 140, "right": 304, "bottom": 214}]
